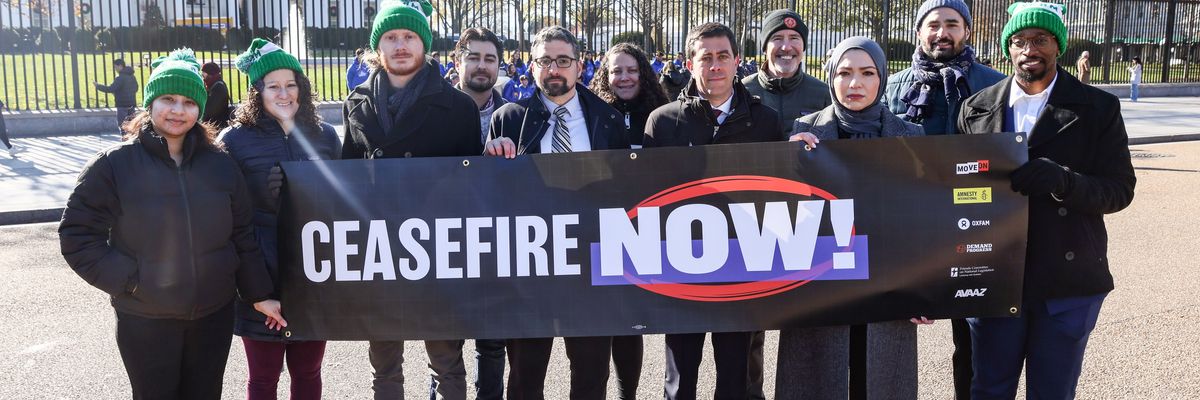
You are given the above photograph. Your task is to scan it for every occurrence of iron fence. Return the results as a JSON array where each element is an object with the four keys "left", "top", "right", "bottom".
[{"left": 2, "top": 0, "right": 1199, "bottom": 111}]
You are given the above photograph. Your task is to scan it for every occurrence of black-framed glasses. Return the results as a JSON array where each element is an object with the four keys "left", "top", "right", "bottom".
[
  {"left": 1009, "top": 36, "right": 1055, "bottom": 51},
  {"left": 533, "top": 56, "right": 578, "bottom": 68}
]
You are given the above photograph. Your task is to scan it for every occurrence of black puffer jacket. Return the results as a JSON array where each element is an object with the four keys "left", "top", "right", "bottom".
[
  {"left": 59, "top": 124, "right": 273, "bottom": 320},
  {"left": 219, "top": 118, "right": 340, "bottom": 340},
  {"left": 644, "top": 79, "right": 784, "bottom": 147}
]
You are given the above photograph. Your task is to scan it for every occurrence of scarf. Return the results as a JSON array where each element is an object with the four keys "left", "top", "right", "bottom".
[
  {"left": 900, "top": 46, "right": 976, "bottom": 122},
  {"left": 372, "top": 63, "right": 429, "bottom": 134},
  {"left": 757, "top": 69, "right": 804, "bottom": 94}
]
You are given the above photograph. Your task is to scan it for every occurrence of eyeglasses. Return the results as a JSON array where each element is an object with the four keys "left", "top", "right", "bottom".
[
  {"left": 1009, "top": 36, "right": 1055, "bottom": 51},
  {"left": 533, "top": 56, "right": 578, "bottom": 69}
]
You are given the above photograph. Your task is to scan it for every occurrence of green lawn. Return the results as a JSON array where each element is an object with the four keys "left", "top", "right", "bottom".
[{"left": 0, "top": 51, "right": 354, "bottom": 111}]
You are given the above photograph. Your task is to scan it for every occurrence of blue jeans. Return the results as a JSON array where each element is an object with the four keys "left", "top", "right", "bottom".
[
  {"left": 474, "top": 339, "right": 506, "bottom": 400},
  {"left": 1131, "top": 83, "right": 1140, "bottom": 101}
]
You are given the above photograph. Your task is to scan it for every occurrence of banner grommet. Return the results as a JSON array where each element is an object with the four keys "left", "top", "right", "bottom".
[
  {"left": 1009, "top": 307, "right": 1019, "bottom": 315},
  {"left": 462, "top": 160, "right": 471, "bottom": 167},
  {"left": 629, "top": 152, "right": 638, "bottom": 160}
]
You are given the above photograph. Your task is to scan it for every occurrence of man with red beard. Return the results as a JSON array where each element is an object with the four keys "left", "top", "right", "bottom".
[
  {"left": 957, "top": 3, "right": 1135, "bottom": 398},
  {"left": 340, "top": 1, "right": 483, "bottom": 399},
  {"left": 742, "top": 9, "right": 830, "bottom": 138}
]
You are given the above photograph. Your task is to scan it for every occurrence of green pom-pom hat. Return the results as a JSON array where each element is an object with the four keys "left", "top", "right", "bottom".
[
  {"left": 370, "top": 0, "right": 434, "bottom": 53},
  {"left": 143, "top": 48, "right": 208, "bottom": 112},
  {"left": 1001, "top": 2, "right": 1068, "bottom": 57},
  {"left": 234, "top": 38, "right": 305, "bottom": 84}
]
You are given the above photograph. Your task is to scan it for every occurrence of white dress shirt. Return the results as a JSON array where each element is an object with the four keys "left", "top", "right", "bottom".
[
  {"left": 1007, "top": 73, "right": 1059, "bottom": 138},
  {"left": 539, "top": 92, "right": 592, "bottom": 153}
]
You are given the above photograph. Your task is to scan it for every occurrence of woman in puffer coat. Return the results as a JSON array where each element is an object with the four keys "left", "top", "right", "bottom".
[
  {"left": 218, "top": 39, "right": 340, "bottom": 400},
  {"left": 59, "top": 48, "right": 285, "bottom": 400}
]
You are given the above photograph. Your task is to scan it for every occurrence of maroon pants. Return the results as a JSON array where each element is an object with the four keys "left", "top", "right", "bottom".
[{"left": 241, "top": 338, "right": 327, "bottom": 400}]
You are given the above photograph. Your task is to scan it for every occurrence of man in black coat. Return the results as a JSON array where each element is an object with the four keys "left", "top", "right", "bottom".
[
  {"left": 644, "top": 22, "right": 782, "bottom": 400},
  {"left": 483, "top": 26, "right": 628, "bottom": 400},
  {"left": 94, "top": 59, "right": 138, "bottom": 133},
  {"left": 742, "top": 9, "right": 830, "bottom": 139},
  {"left": 956, "top": 4, "right": 1135, "bottom": 398},
  {"left": 340, "top": 1, "right": 483, "bottom": 399}
]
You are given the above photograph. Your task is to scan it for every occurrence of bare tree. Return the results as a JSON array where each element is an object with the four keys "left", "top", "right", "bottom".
[
  {"left": 432, "top": 0, "right": 492, "bottom": 36},
  {"left": 567, "top": 0, "right": 617, "bottom": 51}
]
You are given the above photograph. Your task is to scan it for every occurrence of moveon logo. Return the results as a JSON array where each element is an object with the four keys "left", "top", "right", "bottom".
[
  {"left": 591, "top": 176, "right": 869, "bottom": 302},
  {"left": 955, "top": 160, "right": 990, "bottom": 175},
  {"left": 954, "top": 288, "right": 988, "bottom": 298}
]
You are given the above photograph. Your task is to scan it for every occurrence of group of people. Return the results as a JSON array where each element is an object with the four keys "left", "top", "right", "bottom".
[{"left": 59, "top": 0, "right": 1135, "bottom": 399}]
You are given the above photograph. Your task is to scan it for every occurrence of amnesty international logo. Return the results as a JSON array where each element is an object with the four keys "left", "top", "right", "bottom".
[{"left": 953, "top": 187, "right": 992, "bottom": 204}]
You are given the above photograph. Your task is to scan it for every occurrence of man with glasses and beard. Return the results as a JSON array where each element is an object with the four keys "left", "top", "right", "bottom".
[
  {"left": 957, "top": 3, "right": 1134, "bottom": 397},
  {"left": 340, "top": 1, "right": 483, "bottom": 399},
  {"left": 483, "top": 26, "right": 629, "bottom": 400},
  {"left": 887, "top": 0, "right": 1004, "bottom": 136}
]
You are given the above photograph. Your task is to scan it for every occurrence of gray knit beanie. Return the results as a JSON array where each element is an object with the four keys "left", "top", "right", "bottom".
[{"left": 915, "top": 0, "right": 973, "bottom": 30}]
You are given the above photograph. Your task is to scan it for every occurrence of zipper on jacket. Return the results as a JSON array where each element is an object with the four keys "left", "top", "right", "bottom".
[
  {"left": 176, "top": 165, "right": 199, "bottom": 320},
  {"left": 283, "top": 132, "right": 295, "bottom": 161}
]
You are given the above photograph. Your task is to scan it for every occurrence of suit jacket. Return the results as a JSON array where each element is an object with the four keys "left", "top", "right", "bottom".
[
  {"left": 488, "top": 84, "right": 630, "bottom": 153},
  {"left": 341, "top": 62, "right": 483, "bottom": 159},
  {"left": 957, "top": 67, "right": 1136, "bottom": 300}
]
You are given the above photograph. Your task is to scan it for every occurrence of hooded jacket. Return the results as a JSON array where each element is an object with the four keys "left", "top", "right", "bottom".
[
  {"left": 60, "top": 125, "right": 273, "bottom": 320},
  {"left": 644, "top": 79, "right": 784, "bottom": 147},
  {"left": 96, "top": 66, "right": 139, "bottom": 108}
]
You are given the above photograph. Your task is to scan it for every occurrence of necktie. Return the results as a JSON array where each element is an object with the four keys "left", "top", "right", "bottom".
[
  {"left": 552, "top": 106, "right": 572, "bottom": 153},
  {"left": 711, "top": 108, "right": 723, "bottom": 124}
]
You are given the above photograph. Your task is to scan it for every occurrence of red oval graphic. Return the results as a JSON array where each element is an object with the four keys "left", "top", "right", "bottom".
[{"left": 621, "top": 175, "right": 857, "bottom": 302}]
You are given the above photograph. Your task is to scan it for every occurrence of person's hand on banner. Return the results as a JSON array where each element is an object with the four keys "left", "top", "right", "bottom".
[
  {"left": 1010, "top": 157, "right": 1075, "bottom": 198},
  {"left": 788, "top": 132, "right": 820, "bottom": 151},
  {"left": 254, "top": 299, "right": 288, "bottom": 331},
  {"left": 909, "top": 316, "right": 935, "bottom": 325},
  {"left": 263, "top": 165, "right": 283, "bottom": 212},
  {"left": 484, "top": 137, "right": 518, "bottom": 159}
]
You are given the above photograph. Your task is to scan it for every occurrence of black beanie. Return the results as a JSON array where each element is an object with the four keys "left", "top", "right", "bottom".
[{"left": 760, "top": 9, "right": 809, "bottom": 52}]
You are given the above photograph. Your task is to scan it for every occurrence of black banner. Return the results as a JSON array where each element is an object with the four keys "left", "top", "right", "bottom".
[{"left": 277, "top": 133, "right": 1028, "bottom": 341}]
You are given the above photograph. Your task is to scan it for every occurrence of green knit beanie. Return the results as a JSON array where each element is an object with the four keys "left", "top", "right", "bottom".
[
  {"left": 1001, "top": 2, "right": 1068, "bottom": 57},
  {"left": 370, "top": 0, "right": 434, "bottom": 53},
  {"left": 235, "top": 38, "right": 304, "bottom": 84},
  {"left": 143, "top": 48, "right": 207, "bottom": 112}
]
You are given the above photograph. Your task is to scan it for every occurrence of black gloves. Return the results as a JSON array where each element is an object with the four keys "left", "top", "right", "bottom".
[
  {"left": 1010, "top": 157, "right": 1075, "bottom": 198},
  {"left": 265, "top": 165, "right": 284, "bottom": 212}
]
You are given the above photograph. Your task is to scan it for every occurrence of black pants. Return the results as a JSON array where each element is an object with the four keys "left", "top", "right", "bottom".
[
  {"left": 951, "top": 318, "right": 973, "bottom": 400},
  {"left": 506, "top": 336, "right": 611, "bottom": 400},
  {"left": 611, "top": 335, "right": 643, "bottom": 399},
  {"left": 748, "top": 330, "right": 766, "bottom": 400},
  {"left": 115, "top": 303, "right": 234, "bottom": 400},
  {"left": 664, "top": 332, "right": 753, "bottom": 400},
  {"left": 0, "top": 109, "right": 11, "bottom": 149}
]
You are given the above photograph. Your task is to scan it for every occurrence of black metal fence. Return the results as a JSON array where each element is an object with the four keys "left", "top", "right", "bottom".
[{"left": 2, "top": 0, "right": 1199, "bottom": 111}]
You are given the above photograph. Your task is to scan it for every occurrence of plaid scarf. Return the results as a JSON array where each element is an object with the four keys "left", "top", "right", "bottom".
[{"left": 900, "top": 46, "right": 976, "bottom": 122}]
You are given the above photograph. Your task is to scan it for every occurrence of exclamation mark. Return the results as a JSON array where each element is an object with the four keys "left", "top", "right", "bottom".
[{"left": 830, "top": 199, "right": 855, "bottom": 269}]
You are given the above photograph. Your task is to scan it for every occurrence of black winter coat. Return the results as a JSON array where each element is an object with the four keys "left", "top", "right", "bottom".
[
  {"left": 202, "top": 80, "right": 231, "bottom": 128},
  {"left": 96, "top": 66, "right": 139, "bottom": 108},
  {"left": 957, "top": 68, "right": 1136, "bottom": 300},
  {"left": 488, "top": 84, "right": 630, "bottom": 153},
  {"left": 219, "top": 118, "right": 341, "bottom": 340},
  {"left": 59, "top": 125, "right": 273, "bottom": 320},
  {"left": 342, "top": 63, "right": 484, "bottom": 159},
  {"left": 742, "top": 71, "right": 832, "bottom": 136},
  {"left": 644, "top": 79, "right": 784, "bottom": 147}
]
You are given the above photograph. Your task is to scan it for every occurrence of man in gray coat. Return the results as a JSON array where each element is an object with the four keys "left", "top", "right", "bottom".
[
  {"left": 742, "top": 9, "right": 831, "bottom": 137},
  {"left": 886, "top": 0, "right": 1004, "bottom": 136}
]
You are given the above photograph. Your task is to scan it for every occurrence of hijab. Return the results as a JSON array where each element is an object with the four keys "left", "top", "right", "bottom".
[{"left": 826, "top": 36, "right": 889, "bottom": 138}]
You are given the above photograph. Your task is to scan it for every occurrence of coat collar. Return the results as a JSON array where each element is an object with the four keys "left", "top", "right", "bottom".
[
  {"left": 960, "top": 66, "right": 1085, "bottom": 147},
  {"left": 516, "top": 84, "right": 618, "bottom": 153},
  {"left": 347, "top": 59, "right": 455, "bottom": 148}
]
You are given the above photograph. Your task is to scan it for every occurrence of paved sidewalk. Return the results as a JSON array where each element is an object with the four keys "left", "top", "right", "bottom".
[{"left": 3, "top": 96, "right": 1199, "bottom": 225}]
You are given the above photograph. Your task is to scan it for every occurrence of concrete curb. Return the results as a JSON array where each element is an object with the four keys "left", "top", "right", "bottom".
[
  {"left": 1129, "top": 133, "right": 1200, "bottom": 145},
  {"left": 0, "top": 208, "right": 63, "bottom": 226}
]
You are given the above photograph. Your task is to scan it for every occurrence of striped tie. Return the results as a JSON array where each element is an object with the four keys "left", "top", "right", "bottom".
[{"left": 551, "top": 106, "right": 572, "bottom": 153}]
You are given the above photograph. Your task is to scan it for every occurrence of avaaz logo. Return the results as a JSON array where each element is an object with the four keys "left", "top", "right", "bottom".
[{"left": 955, "top": 288, "right": 988, "bottom": 298}]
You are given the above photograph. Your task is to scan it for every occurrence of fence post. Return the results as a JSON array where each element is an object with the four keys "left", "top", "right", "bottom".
[
  {"left": 681, "top": 0, "right": 690, "bottom": 54},
  {"left": 559, "top": 0, "right": 568, "bottom": 28},
  {"left": 1162, "top": 0, "right": 1178, "bottom": 82},
  {"left": 1102, "top": 0, "right": 1115, "bottom": 84},
  {"left": 66, "top": 0, "right": 83, "bottom": 109}
]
